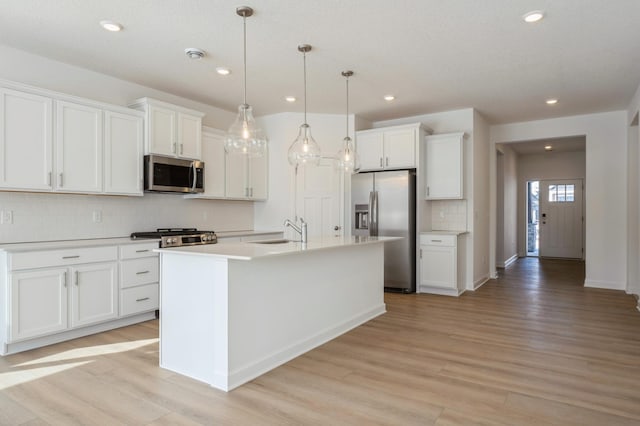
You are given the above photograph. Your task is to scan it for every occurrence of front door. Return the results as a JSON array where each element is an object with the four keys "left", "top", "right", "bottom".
[
  {"left": 539, "top": 179, "right": 584, "bottom": 259},
  {"left": 294, "top": 159, "right": 344, "bottom": 237}
]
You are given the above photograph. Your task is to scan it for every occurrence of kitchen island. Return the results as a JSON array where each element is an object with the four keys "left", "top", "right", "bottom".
[{"left": 156, "top": 235, "right": 397, "bottom": 391}]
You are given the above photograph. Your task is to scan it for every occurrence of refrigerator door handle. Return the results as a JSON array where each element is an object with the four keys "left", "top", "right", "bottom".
[{"left": 370, "top": 190, "right": 379, "bottom": 236}]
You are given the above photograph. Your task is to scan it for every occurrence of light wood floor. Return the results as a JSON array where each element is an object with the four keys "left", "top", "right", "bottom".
[{"left": 2, "top": 258, "right": 640, "bottom": 425}]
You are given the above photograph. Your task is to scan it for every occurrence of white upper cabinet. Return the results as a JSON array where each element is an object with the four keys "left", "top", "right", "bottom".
[
  {"left": 356, "top": 123, "right": 424, "bottom": 171},
  {"left": 0, "top": 88, "right": 53, "bottom": 190},
  {"left": 188, "top": 129, "right": 226, "bottom": 198},
  {"left": 0, "top": 80, "right": 145, "bottom": 196},
  {"left": 130, "top": 97, "right": 204, "bottom": 160},
  {"left": 225, "top": 151, "right": 268, "bottom": 200},
  {"left": 55, "top": 101, "right": 103, "bottom": 193},
  {"left": 104, "top": 110, "right": 144, "bottom": 195},
  {"left": 424, "top": 132, "right": 464, "bottom": 199}
]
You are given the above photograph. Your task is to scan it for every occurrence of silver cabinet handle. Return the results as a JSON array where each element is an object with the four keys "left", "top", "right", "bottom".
[
  {"left": 136, "top": 270, "right": 150, "bottom": 275},
  {"left": 135, "top": 249, "right": 150, "bottom": 253},
  {"left": 136, "top": 297, "right": 150, "bottom": 302},
  {"left": 172, "top": 142, "right": 176, "bottom": 153},
  {"left": 180, "top": 144, "right": 184, "bottom": 155},
  {"left": 59, "top": 173, "right": 63, "bottom": 187},
  {"left": 48, "top": 172, "right": 52, "bottom": 186},
  {"left": 431, "top": 239, "right": 442, "bottom": 243},
  {"left": 420, "top": 248, "right": 423, "bottom": 259},
  {"left": 63, "top": 271, "right": 67, "bottom": 287},
  {"left": 62, "top": 255, "right": 80, "bottom": 259},
  {"left": 386, "top": 157, "right": 389, "bottom": 166},
  {"left": 379, "top": 157, "right": 383, "bottom": 167},
  {"left": 427, "top": 186, "right": 430, "bottom": 196},
  {"left": 250, "top": 188, "right": 253, "bottom": 197},
  {"left": 75, "top": 270, "right": 79, "bottom": 286}
]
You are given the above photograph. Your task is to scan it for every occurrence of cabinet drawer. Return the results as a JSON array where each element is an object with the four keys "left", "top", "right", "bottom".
[
  {"left": 10, "top": 246, "right": 118, "bottom": 271},
  {"left": 121, "top": 283, "right": 158, "bottom": 316},
  {"left": 121, "top": 257, "right": 159, "bottom": 288},
  {"left": 120, "top": 242, "right": 159, "bottom": 260},
  {"left": 420, "top": 234, "right": 456, "bottom": 246}
]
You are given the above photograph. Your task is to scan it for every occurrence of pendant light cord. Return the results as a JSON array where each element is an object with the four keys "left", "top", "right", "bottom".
[
  {"left": 303, "top": 51, "right": 308, "bottom": 126},
  {"left": 345, "top": 76, "right": 349, "bottom": 136},
  {"left": 243, "top": 15, "right": 247, "bottom": 106}
]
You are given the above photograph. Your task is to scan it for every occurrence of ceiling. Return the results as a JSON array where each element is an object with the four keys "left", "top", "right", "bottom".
[
  {"left": 501, "top": 136, "right": 586, "bottom": 155},
  {"left": 1, "top": 0, "right": 639, "bottom": 125}
]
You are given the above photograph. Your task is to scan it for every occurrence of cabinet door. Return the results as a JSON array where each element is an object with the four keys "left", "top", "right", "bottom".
[
  {"left": 425, "top": 133, "right": 463, "bottom": 199},
  {"left": 148, "top": 105, "right": 176, "bottom": 156},
  {"left": 55, "top": 101, "right": 103, "bottom": 193},
  {"left": 0, "top": 88, "right": 53, "bottom": 190},
  {"left": 177, "top": 112, "right": 202, "bottom": 159},
  {"left": 104, "top": 110, "right": 143, "bottom": 195},
  {"left": 10, "top": 268, "right": 68, "bottom": 341},
  {"left": 249, "top": 153, "right": 268, "bottom": 200},
  {"left": 420, "top": 245, "right": 456, "bottom": 288},
  {"left": 70, "top": 262, "right": 118, "bottom": 328},
  {"left": 356, "top": 131, "right": 384, "bottom": 171},
  {"left": 225, "top": 152, "right": 249, "bottom": 198},
  {"left": 384, "top": 128, "right": 415, "bottom": 169},
  {"left": 200, "top": 132, "right": 225, "bottom": 197}
]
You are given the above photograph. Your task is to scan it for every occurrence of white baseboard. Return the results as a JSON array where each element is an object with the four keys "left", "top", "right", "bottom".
[
  {"left": 584, "top": 279, "right": 625, "bottom": 291},
  {"left": 418, "top": 286, "right": 464, "bottom": 297},
  {"left": 473, "top": 275, "right": 490, "bottom": 291},
  {"left": 496, "top": 254, "right": 518, "bottom": 269}
]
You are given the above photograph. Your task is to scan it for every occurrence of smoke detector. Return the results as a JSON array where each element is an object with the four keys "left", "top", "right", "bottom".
[{"left": 185, "top": 48, "right": 205, "bottom": 60}]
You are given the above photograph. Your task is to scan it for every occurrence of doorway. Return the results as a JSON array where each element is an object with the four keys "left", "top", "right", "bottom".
[
  {"left": 538, "top": 179, "right": 584, "bottom": 259},
  {"left": 526, "top": 181, "right": 539, "bottom": 256}
]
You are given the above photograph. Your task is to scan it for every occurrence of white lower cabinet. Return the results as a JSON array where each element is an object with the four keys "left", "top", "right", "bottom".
[
  {"left": 70, "top": 262, "right": 118, "bottom": 328},
  {"left": 1, "top": 240, "right": 159, "bottom": 355},
  {"left": 419, "top": 233, "right": 465, "bottom": 296},
  {"left": 10, "top": 268, "right": 68, "bottom": 341},
  {"left": 119, "top": 242, "right": 159, "bottom": 317}
]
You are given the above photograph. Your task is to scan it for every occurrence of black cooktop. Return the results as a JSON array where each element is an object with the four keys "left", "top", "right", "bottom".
[{"left": 130, "top": 228, "right": 215, "bottom": 239}]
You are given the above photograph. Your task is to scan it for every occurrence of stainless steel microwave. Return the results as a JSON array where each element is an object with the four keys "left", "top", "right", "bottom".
[{"left": 143, "top": 154, "right": 205, "bottom": 193}]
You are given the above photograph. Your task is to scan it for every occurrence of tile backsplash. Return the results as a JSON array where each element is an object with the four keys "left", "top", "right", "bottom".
[
  {"left": 0, "top": 192, "right": 254, "bottom": 244},
  {"left": 431, "top": 199, "right": 467, "bottom": 231}
]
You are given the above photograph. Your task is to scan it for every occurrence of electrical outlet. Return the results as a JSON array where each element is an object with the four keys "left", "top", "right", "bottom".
[
  {"left": 1, "top": 210, "right": 13, "bottom": 224},
  {"left": 92, "top": 210, "right": 102, "bottom": 223}
]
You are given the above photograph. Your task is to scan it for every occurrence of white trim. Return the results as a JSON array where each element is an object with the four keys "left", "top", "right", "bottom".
[
  {"left": 584, "top": 279, "right": 625, "bottom": 290},
  {"left": 473, "top": 275, "right": 490, "bottom": 290},
  {"left": 417, "top": 286, "right": 465, "bottom": 297},
  {"left": 496, "top": 254, "right": 518, "bottom": 269}
]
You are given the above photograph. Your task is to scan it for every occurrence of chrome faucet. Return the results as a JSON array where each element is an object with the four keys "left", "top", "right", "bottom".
[{"left": 284, "top": 217, "right": 307, "bottom": 243}]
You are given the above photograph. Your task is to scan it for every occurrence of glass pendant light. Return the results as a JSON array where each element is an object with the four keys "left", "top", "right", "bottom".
[
  {"left": 225, "top": 6, "right": 268, "bottom": 157},
  {"left": 336, "top": 70, "right": 360, "bottom": 173},
  {"left": 288, "top": 44, "right": 321, "bottom": 166}
]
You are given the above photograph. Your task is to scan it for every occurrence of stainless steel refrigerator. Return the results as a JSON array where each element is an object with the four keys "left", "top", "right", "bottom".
[{"left": 352, "top": 170, "right": 416, "bottom": 292}]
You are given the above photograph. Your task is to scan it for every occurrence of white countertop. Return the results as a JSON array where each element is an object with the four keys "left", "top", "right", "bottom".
[
  {"left": 0, "top": 237, "right": 157, "bottom": 253},
  {"left": 420, "top": 230, "right": 468, "bottom": 236},
  {"left": 156, "top": 235, "right": 401, "bottom": 261}
]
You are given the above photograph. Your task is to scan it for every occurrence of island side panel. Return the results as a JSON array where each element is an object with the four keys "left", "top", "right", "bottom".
[
  {"left": 226, "top": 242, "right": 386, "bottom": 390},
  {"left": 159, "top": 252, "right": 230, "bottom": 390}
]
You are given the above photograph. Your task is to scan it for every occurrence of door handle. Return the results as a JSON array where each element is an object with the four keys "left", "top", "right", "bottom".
[{"left": 190, "top": 163, "right": 197, "bottom": 192}]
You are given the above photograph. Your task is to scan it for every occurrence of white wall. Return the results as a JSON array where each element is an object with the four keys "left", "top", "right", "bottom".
[
  {"left": 0, "top": 45, "right": 235, "bottom": 129},
  {"left": 627, "top": 82, "right": 640, "bottom": 297},
  {"left": 495, "top": 144, "right": 518, "bottom": 267},
  {"left": 254, "top": 112, "right": 350, "bottom": 236},
  {"left": 0, "top": 45, "right": 255, "bottom": 243},
  {"left": 491, "top": 111, "right": 628, "bottom": 290},
  {"left": 517, "top": 150, "right": 586, "bottom": 257}
]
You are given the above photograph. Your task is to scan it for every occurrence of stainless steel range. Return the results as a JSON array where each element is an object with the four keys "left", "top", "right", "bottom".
[{"left": 130, "top": 228, "right": 217, "bottom": 248}]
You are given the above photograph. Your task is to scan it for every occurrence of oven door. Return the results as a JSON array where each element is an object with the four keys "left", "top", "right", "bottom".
[{"left": 144, "top": 155, "right": 205, "bottom": 193}]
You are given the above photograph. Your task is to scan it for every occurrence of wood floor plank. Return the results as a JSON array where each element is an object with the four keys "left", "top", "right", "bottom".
[{"left": 1, "top": 257, "right": 640, "bottom": 424}]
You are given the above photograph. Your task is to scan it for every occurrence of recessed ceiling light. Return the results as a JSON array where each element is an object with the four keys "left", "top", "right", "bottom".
[
  {"left": 546, "top": 98, "right": 558, "bottom": 105},
  {"left": 185, "top": 48, "right": 205, "bottom": 60},
  {"left": 285, "top": 96, "right": 296, "bottom": 103},
  {"left": 544, "top": 145, "right": 553, "bottom": 151},
  {"left": 523, "top": 10, "right": 545, "bottom": 23},
  {"left": 100, "top": 20, "right": 123, "bottom": 32},
  {"left": 216, "top": 67, "right": 231, "bottom": 75},
  {"left": 383, "top": 95, "right": 395, "bottom": 101}
]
